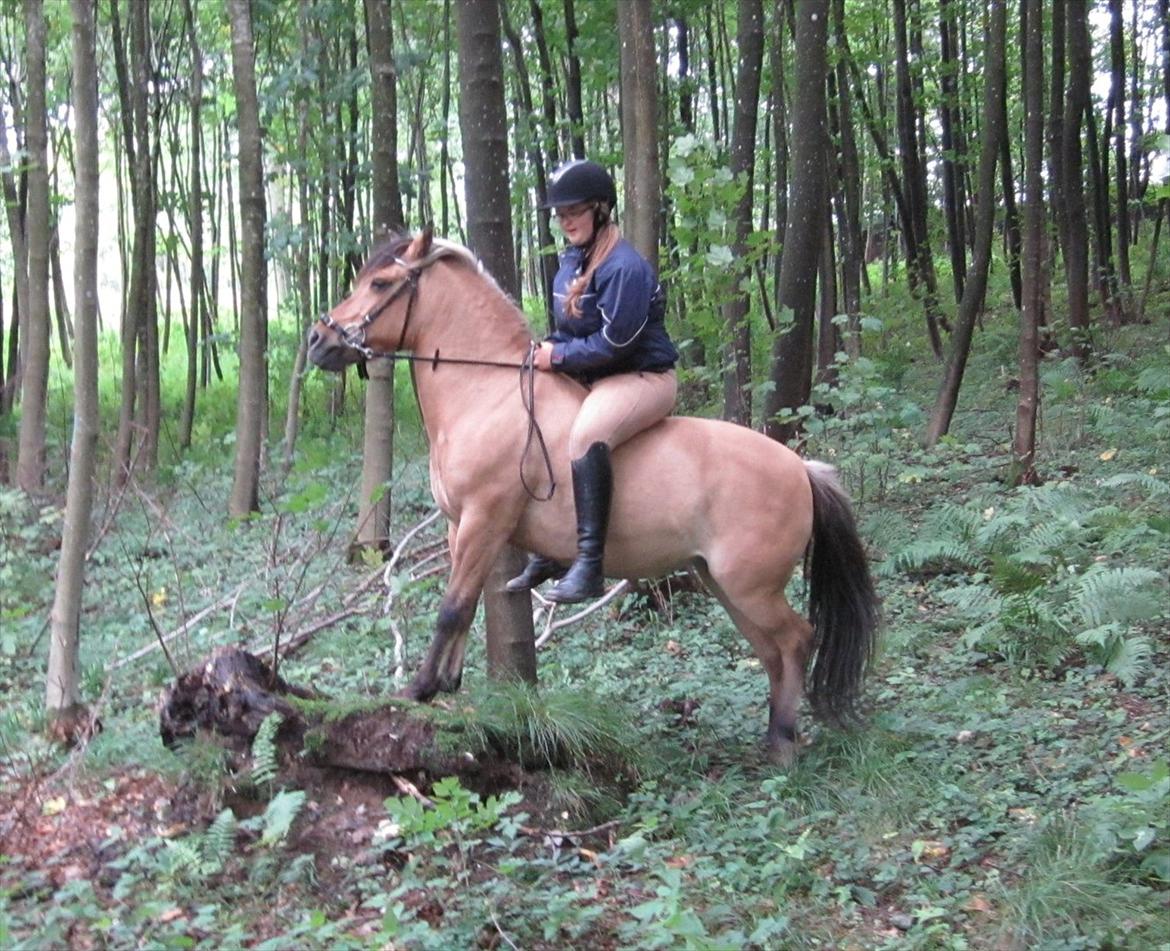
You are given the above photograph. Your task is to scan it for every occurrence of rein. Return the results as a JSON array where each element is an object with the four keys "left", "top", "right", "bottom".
[{"left": 316, "top": 257, "right": 557, "bottom": 502}]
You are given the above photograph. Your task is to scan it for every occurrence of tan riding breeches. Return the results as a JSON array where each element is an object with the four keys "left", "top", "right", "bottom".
[{"left": 568, "top": 369, "right": 678, "bottom": 458}]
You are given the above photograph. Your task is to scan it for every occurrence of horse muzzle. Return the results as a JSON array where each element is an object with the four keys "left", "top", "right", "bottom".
[{"left": 307, "top": 322, "right": 361, "bottom": 372}]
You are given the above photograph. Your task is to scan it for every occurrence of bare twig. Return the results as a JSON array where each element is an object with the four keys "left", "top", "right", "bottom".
[
  {"left": 518, "top": 817, "right": 621, "bottom": 841},
  {"left": 382, "top": 509, "right": 446, "bottom": 685},
  {"left": 112, "top": 587, "right": 243, "bottom": 669},
  {"left": 391, "top": 774, "right": 434, "bottom": 807},
  {"left": 261, "top": 605, "right": 367, "bottom": 658},
  {"left": 121, "top": 538, "right": 179, "bottom": 677},
  {"left": 533, "top": 580, "right": 631, "bottom": 648},
  {"left": 490, "top": 911, "right": 520, "bottom": 951}
]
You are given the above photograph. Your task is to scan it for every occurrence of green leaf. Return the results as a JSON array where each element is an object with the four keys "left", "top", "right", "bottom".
[{"left": 260, "top": 789, "right": 306, "bottom": 846}]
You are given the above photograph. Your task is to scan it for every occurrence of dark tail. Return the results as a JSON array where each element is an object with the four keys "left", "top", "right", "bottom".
[{"left": 804, "top": 461, "right": 880, "bottom": 726}]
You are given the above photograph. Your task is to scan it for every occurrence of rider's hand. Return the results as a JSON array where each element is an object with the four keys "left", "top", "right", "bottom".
[{"left": 534, "top": 341, "right": 556, "bottom": 371}]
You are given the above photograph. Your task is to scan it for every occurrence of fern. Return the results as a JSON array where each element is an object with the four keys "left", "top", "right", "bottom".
[
  {"left": 1073, "top": 566, "right": 1165, "bottom": 628},
  {"left": 1101, "top": 472, "right": 1170, "bottom": 497},
  {"left": 887, "top": 539, "right": 983, "bottom": 577},
  {"left": 251, "top": 712, "right": 282, "bottom": 787},
  {"left": 202, "top": 808, "right": 238, "bottom": 868},
  {"left": 260, "top": 788, "right": 306, "bottom": 846},
  {"left": 161, "top": 810, "right": 237, "bottom": 881},
  {"left": 1103, "top": 634, "right": 1154, "bottom": 687},
  {"left": 938, "top": 583, "right": 1004, "bottom": 619}
]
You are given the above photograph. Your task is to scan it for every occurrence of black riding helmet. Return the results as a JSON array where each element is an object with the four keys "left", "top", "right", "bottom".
[{"left": 542, "top": 159, "right": 618, "bottom": 212}]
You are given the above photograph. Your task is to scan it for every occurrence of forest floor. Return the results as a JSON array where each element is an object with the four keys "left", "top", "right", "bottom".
[{"left": 1, "top": 307, "right": 1168, "bottom": 949}]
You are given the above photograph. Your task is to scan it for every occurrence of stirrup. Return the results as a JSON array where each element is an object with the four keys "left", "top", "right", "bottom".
[{"left": 504, "top": 555, "right": 565, "bottom": 592}]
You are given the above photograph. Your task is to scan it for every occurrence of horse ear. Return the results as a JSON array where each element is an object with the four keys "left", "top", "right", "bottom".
[{"left": 405, "top": 226, "right": 434, "bottom": 263}]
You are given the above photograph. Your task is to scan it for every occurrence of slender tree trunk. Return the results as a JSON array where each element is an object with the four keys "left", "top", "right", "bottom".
[
  {"left": 284, "top": 0, "right": 316, "bottom": 473},
  {"left": 228, "top": 0, "right": 269, "bottom": 516},
  {"left": 704, "top": 6, "right": 722, "bottom": 147},
  {"left": 501, "top": 1, "right": 557, "bottom": 324},
  {"left": 764, "top": 0, "right": 828, "bottom": 445},
  {"left": 366, "top": 0, "right": 406, "bottom": 240},
  {"left": 1048, "top": 0, "right": 1067, "bottom": 267},
  {"left": 563, "top": 0, "right": 585, "bottom": 159},
  {"left": 999, "top": 96, "right": 1023, "bottom": 311},
  {"left": 893, "top": 0, "right": 944, "bottom": 359},
  {"left": 180, "top": 0, "right": 203, "bottom": 450},
  {"left": 356, "top": 0, "right": 406, "bottom": 554},
  {"left": 939, "top": 0, "right": 966, "bottom": 302},
  {"left": 1108, "top": 0, "right": 1132, "bottom": 303},
  {"left": 719, "top": 0, "right": 763, "bottom": 426},
  {"left": 617, "top": 0, "right": 661, "bottom": 267},
  {"left": 832, "top": 0, "right": 862, "bottom": 359},
  {"left": 1, "top": 101, "right": 30, "bottom": 419},
  {"left": 926, "top": 0, "right": 1006, "bottom": 447},
  {"left": 1013, "top": 0, "right": 1043, "bottom": 486},
  {"left": 47, "top": 0, "right": 100, "bottom": 725},
  {"left": 816, "top": 207, "right": 840, "bottom": 387},
  {"left": 49, "top": 220, "right": 72, "bottom": 368},
  {"left": 17, "top": 0, "right": 50, "bottom": 493},
  {"left": 1064, "top": 0, "right": 1093, "bottom": 363},
  {"left": 455, "top": 0, "right": 536, "bottom": 686}
]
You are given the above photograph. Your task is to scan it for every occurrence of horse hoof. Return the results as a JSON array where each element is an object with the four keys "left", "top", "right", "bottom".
[
  {"left": 399, "top": 679, "right": 437, "bottom": 703},
  {"left": 766, "top": 738, "right": 799, "bottom": 768}
]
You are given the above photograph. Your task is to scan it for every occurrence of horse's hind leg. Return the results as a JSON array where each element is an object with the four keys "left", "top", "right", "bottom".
[
  {"left": 700, "top": 568, "right": 813, "bottom": 765},
  {"left": 404, "top": 505, "right": 516, "bottom": 701}
]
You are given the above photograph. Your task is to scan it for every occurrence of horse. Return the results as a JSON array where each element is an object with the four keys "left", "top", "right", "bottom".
[{"left": 307, "top": 229, "right": 879, "bottom": 763}]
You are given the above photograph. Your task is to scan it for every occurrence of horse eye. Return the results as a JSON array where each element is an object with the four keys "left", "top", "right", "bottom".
[{"left": 370, "top": 279, "right": 389, "bottom": 291}]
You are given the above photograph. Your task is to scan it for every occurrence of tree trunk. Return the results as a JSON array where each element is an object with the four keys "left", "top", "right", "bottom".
[
  {"left": 0, "top": 95, "right": 30, "bottom": 421},
  {"left": 1047, "top": 0, "right": 1067, "bottom": 268},
  {"left": 179, "top": 0, "right": 203, "bottom": 450},
  {"left": 1064, "top": 1, "right": 1093, "bottom": 363},
  {"left": 228, "top": 0, "right": 269, "bottom": 516},
  {"left": 355, "top": 0, "right": 405, "bottom": 555},
  {"left": 719, "top": 0, "right": 763, "bottom": 426},
  {"left": 999, "top": 95, "right": 1023, "bottom": 311},
  {"left": 893, "top": 0, "right": 944, "bottom": 359},
  {"left": 16, "top": 0, "right": 50, "bottom": 493},
  {"left": 617, "top": 0, "right": 661, "bottom": 268},
  {"left": 285, "top": 6, "right": 315, "bottom": 474},
  {"left": 47, "top": 0, "right": 100, "bottom": 724},
  {"left": 563, "top": 0, "right": 586, "bottom": 159},
  {"left": 831, "top": 0, "right": 862, "bottom": 359},
  {"left": 764, "top": 0, "right": 828, "bottom": 445},
  {"left": 1012, "top": 0, "right": 1043, "bottom": 486},
  {"left": 1108, "top": 0, "right": 1132, "bottom": 303},
  {"left": 49, "top": 220, "right": 72, "bottom": 368},
  {"left": 939, "top": 0, "right": 967, "bottom": 302},
  {"left": 925, "top": 0, "right": 1006, "bottom": 447},
  {"left": 501, "top": 1, "right": 557, "bottom": 326},
  {"left": 455, "top": 0, "right": 537, "bottom": 687},
  {"left": 135, "top": 0, "right": 160, "bottom": 474}
]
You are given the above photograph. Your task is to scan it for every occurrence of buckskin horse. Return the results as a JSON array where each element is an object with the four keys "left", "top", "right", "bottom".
[{"left": 307, "top": 230, "right": 879, "bottom": 762}]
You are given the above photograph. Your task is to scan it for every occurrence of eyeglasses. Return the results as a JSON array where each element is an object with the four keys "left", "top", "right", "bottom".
[{"left": 553, "top": 203, "right": 592, "bottom": 222}]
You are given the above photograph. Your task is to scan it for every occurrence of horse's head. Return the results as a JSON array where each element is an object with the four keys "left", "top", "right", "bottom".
[{"left": 307, "top": 228, "right": 434, "bottom": 372}]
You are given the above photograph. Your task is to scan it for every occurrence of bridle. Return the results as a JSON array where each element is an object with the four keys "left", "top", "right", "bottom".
[
  {"left": 314, "top": 255, "right": 557, "bottom": 502},
  {"left": 316, "top": 256, "right": 420, "bottom": 361}
]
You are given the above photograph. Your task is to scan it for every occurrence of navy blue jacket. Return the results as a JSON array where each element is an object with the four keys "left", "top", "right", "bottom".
[{"left": 547, "top": 239, "right": 678, "bottom": 383}]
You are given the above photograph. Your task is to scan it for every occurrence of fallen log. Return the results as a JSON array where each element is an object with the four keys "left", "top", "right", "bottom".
[{"left": 157, "top": 646, "right": 487, "bottom": 780}]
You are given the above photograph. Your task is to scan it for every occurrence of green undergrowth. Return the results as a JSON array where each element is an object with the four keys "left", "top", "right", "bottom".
[{"left": 1, "top": 301, "right": 1168, "bottom": 948}]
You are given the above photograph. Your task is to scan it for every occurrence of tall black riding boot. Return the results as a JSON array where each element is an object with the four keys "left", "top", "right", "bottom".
[
  {"left": 547, "top": 442, "right": 612, "bottom": 604},
  {"left": 504, "top": 554, "right": 566, "bottom": 592}
]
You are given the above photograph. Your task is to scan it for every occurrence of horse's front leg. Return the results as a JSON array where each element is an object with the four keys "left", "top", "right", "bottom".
[{"left": 403, "top": 506, "right": 516, "bottom": 701}]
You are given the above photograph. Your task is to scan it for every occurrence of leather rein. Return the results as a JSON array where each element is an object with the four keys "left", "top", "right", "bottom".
[{"left": 315, "top": 256, "right": 557, "bottom": 502}]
